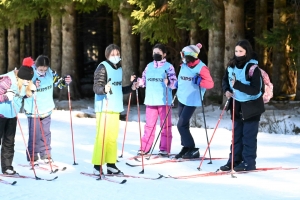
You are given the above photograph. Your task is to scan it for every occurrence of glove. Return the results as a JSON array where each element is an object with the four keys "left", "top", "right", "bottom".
[
  {"left": 105, "top": 82, "right": 111, "bottom": 94},
  {"left": 64, "top": 75, "right": 72, "bottom": 85},
  {"left": 5, "top": 89, "right": 15, "bottom": 101},
  {"left": 30, "top": 83, "right": 37, "bottom": 92},
  {"left": 130, "top": 75, "right": 136, "bottom": 82},
  {"left": 174, "top": 81, "right": 178, "bottom": 89},
  {"left": 131, "top": 82, "right": 139, "bottom": 90},
  {"left": 192, "top": 75, "right": 202, "bottom": 86}
]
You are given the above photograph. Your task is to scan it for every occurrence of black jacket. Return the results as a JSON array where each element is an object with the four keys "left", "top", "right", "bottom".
[
  {"left": 222, "top": 62, "right": 265, "bottom": 121},
  {"left": 93, "top": 60, "right": 133, "bottom": 95}
]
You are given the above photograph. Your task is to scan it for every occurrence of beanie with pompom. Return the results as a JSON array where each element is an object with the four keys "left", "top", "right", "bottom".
[
  {"left": 182, "top": 43, "right": 202, "bottom": 58},
  {"left": 17, "top": 57, "right": 34, "bottom": 80}
]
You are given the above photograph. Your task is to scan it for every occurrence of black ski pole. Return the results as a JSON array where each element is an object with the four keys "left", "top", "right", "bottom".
[
  {"left": 197, "top": 98, "right": 230, "bottom": 170},
  {"left": 199, "top": 85, "right": 212, "bottom": 164},
  {"left": 136, "top": 87, "right": 145, "bottom": 174}
]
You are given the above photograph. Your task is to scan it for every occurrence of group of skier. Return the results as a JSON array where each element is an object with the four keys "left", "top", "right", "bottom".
[{"left": 0, "top": 39, "right": 265, "bottom": 176}]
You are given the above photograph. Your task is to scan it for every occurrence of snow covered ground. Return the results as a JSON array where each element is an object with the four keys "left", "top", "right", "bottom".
[{"left": 1, "top": 100, "right": 300, "bottom": 200}]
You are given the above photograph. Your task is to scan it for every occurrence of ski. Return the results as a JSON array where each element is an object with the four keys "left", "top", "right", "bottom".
[
  {"left": 0, "top": 178, "right": 17, "bottom": 185},
  {"left": 126, "top": 157, "right": 226, "bottom": 167},
  {"left": 18, "top": 164, "right": 66, "bottom": 172},
  {"left": 128, "top": 153, "right": 177, "bottom": 161},
  {"left": 80, "top": 172, "right": 127, "bottom": 184},
  {"left": 0, "top": 173, "right": 58, "bottom": 181},
  {"left": 166, "top": 167, "right": 298, "bottom": 179},
  {"left": 81, "top": 172, "right": 163, "bottom": 180}
]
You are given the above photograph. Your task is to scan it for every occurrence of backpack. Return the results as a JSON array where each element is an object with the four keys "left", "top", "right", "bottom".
[{"left": 248, "top": 65, "right": 273, "bottom": 103}]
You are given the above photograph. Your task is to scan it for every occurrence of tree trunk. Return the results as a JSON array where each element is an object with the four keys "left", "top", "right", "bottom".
[
  {"left": 223, "top": 0, "right": 245, "bottom": 68},
  {"left": 0, "top": 29, "right": 6, "bottom": 74},
  {"left": 61, "top": 3, "right": 80, "bottom": 100},
  {"left": 190, "top": 21, "right": 197, "bottom": 45},
  {"left": 118, "top": 2, "right": 136, "bottom": 104},
  {"left": 254, "top": 0, "right": 268, "bottom": 68},
  {"left": 206, "top": 0, "right": 225, "bottom": 104},
  {"left": 20, "top": 27, "right": 25, "bottom": 64},
  {"left": 113, "top": 11, "right": 120, "bottom": 47},
  {"left": 272, "top": 0, "right": 287, "bottom": 97},
  {"left": 50, "top": 14, "right": 62, "bottom": 98},
  {"left": 31, "top": 22, "right": 35, "bottom": 59},
  {"left": 8, "top": 26, "right": 19, "bottom": 71},
  {"left": 296, "top": 8, "right": 300, "bottom": 100}
]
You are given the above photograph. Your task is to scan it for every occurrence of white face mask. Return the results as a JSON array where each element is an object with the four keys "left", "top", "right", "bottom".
[
  {"left": 37, "top": 70, "right": 46, "bottom": 76},
  {"left": 109, "top": 56, "right": 121, "bottom": 64}
]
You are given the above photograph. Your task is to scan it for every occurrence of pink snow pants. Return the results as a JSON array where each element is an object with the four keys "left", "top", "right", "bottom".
[{"left": 140, "top": 105, "right": 172, "bottom": 153}]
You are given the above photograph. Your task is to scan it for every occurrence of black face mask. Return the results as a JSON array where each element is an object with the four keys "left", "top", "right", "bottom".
[
  {"left": 153, "top": 54, "right": 162, "bottom": 61},
  {"left": 235, "top": 55, "right": 247, "bottom": 62}
]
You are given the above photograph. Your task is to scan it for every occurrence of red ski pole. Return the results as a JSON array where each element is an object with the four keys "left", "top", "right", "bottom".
[
  {"left": 119, "top": 92, "right": 132, "bottom": 158},
  {"left": 12, "top": 101, "right": 39, "bottom": 179},
  {"left": 97, "top": 78, "right": 111, "bottom": 180},
  {"left": 67, "top": 84, "right": 78, "bottom": 165}
]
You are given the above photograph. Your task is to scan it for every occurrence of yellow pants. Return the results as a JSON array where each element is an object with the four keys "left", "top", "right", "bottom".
[{"left": 92, "top": 112, "right": 120, "bottom": 165}]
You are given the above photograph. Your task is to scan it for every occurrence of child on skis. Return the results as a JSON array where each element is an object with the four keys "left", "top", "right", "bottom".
[
  {"left": 0, "top": 57, "right": 36, "bottom": 174},
  {"left": 220, "top": 39, "right": 265, "bottom": 171},
  {"left": 92, "top": 44, "right": 138, "bottom": 175},
  {"left": 23, "top": 55, "right": 72, "bottom": 164},
  {"left": 137, "top": 43, "right": 177, "bottom": 156},
  {"left": 175, "top": 43, "right": 214, "bottom": 159}
]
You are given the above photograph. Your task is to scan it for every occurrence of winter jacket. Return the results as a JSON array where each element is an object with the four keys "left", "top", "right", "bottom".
[
  {"left": 93, "top": 60, "right": 133, "bottom": 96},
  {"left": 222, "top": 61, "right": 265, "bottom": 121}
]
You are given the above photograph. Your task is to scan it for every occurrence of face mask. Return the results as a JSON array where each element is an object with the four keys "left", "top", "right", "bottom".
[
  {"left": 153, "top": 54, "right": 163, "bottom": 61},
  {"left": 37, "top": 70, "right": 46, "bottom": 76},
  {"left": 109, "top": 56, "right": 121, "bottom": 64},
  {"left": 182, "top": 58, "right": 186, "bottom": 63},
  {"left": 235, "top": 55, "right": 246, "bottom": 62}
]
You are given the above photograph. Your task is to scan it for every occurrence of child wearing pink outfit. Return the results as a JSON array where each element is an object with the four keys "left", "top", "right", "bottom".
[{"left": 137, "top": 44, "right": 177, "bottom": 156}]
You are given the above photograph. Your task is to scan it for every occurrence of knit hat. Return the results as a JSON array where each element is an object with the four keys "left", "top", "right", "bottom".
[
  {"left": 17, "top": 57, "right": 34, "bottom": 80},
  {"left": 181, "top": 43, "right": 202, "bottom": 58}
]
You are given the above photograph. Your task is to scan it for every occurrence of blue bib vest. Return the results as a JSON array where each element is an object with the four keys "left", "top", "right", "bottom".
[
  {"left": 144, "top": 62, "right": 173, "bottom": 106},
  {"left": 24, "top": 67, "right": 55, "bottom": 115},
  {"left": 227, "top": 59, "right": 262, "bottom": 102},
  {"left": 94, "top": 61, "right": 123, "bottom": 113},
  {"left": 177, "top": 62, "right": 206, "bottom": 107},
  {"left": 0, "top": 71, "right": 25, "bottom": 118}
]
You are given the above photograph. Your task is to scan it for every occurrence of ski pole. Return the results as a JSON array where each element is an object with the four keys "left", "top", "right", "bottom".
[
  {"left": 67, "top": 83, "right": 78, "bottom": 165},
  {"left": 197, "top": 98, "right": 230, "bottom": 170},
  {"left": 33, "top": 92, "right": 57, "bottom": 174},
  {"left": 136, "top": 88, "right": 145, "bottom": 174},
  {"left": 119, "top": 92, "right": 132, "bottom": 158},
  {"left": 12, "top": 100, "right": 40, "bottom": 179},
  {"left": 231, "top": 73, "right": 237, "bottom": 178},
  {"left": 97, "top": 78, "right": 111, "bottom": 180},
  {"left": 165, "top": 70, "right": 169, "bottom": 156},
  {"left": 198, "top": 76, "right": 212, "bottom": 164},
  {"left": 147, "top": 93, "right": 177, "bottom": 160}
]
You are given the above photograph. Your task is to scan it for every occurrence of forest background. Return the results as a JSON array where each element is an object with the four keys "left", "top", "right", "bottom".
[{"left": 0, "top": 0, "right": 299, "bottom": 105}]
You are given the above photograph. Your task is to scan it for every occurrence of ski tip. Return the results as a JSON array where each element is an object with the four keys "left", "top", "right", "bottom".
[
  {"left": 48, "top": 176, "right": 58, "bottom": 181},
  {"left": 157, "top": 174, "right": 164, "bottom": 179},
  {"left": 11, "top": 181, "right": 17, "bottom": 185},
  {"left": 125, "top": 163, "right": 137, "bottom": 167},
  {"left": 120, "top": 179, "right": 127, "bottom": 184}
]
